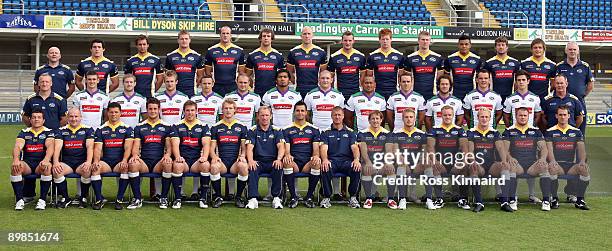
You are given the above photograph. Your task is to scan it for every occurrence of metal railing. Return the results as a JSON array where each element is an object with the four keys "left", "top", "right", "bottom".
[{"left": 200, "top": 2, "right": 309, "bottom": 22}]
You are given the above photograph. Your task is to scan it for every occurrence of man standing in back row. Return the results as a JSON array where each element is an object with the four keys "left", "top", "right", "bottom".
[
  {"left": 287, "top": 26, "right": 327, "bottom": 97},
  {"left": 165, "top": 30, "right": 204, "bottom": 98},
  {"left": 404, "top": 31, "right": 444, "bottom": 101},
  {"left": 205, "top": 26, "right": 246, "bottom": 96},
  {"left": 366, "top": 28, "right": 404, "bottom": 101}
]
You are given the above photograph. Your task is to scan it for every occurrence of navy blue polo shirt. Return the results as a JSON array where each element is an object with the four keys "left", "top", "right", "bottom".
[
  {"left": 56, "top": 125, "right": 95, "bottom": 166},
  {"left": 34, "top": 64, "right": 74, "bottom": 99},
  {"left": 545, "top": 125, "right": 583, "bottom": 163},
  {"left": 245, "top": 48, "right": 285, "bottom": 97},
  {"left": 22, "top": 92, "right": 67, "bottom": 130},
  {"left": 367, "top": 48, "right": 405, "bottom": 98},
  {"left": 94, "top": 122, "right": 133, "bottom": 165},
  {"left": 76, "top": 57, "right": 119, "bottom": 93},
  {"left": 483, "top": 55, "right": 520, "bottom": 98},
  {"left": 328, "top": 49, "right": 367, "bottom": 98},
  {"left": 165, "top": 49, "right": 205, "bottom": 97},
  {"left": 404, "top": 50, "right": 444, "bottom": 100},
  {"left": 541, "top": 92, "right": 584, "bottom": 128},
  {"left": 124, "top": 53, "right": 163, "bottom": 98},
  {"left": 247, "top": 125, "right": 284, "bottom": 163},
  {"left": 283, "top": 122, "right": 320, "bottom": 161},
  {"left": 502, "top": 125, "right": 543, "bottom": 168},
  {"left": 287, "top": 44, "right": 328, "bottom": 96},
  {"left": 520, "top": 56, "right": 556, "bottom": 99},
  {"left": 205, "top": 43, "right": 246, "bottom": 94},
  {"left": 555, "top": 60, "right": 594, "bottom": 99},
  {"left": 320, "top": 125, "right": 357, "bottom": 162},
  {"left": 443, "top": 52, "right": 483, "bottom": 100}
]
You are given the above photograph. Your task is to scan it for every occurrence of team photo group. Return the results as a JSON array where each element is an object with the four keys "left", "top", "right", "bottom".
[{"left": 11, "top": 25, "right": 594, "bottom": 213}]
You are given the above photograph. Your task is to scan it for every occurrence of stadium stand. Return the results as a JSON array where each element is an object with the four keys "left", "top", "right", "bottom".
[
  {"left": 276, "top": 0, "right": 435, "bottom": 25},
  {"left": 1, "top": 0, "right": 212, "bottom": 19},
  {"left": 482, "top": 0, "right": 612, "bottom": 29}
]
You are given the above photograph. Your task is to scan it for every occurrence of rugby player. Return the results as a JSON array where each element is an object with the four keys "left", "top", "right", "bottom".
[
  {"left": 386, "top": 72, "right": 426, "bottom": 132},
  {"left": 209, "top": 99, "right": 250, "bottom": 208},
  {"left": 283, "top": 101, "right": 322, "bottom": 208},
  {"left": 345, "top": 76, "right": 386, "bottom": 131},
  {"left": 520, "top": 38, "right": 556, "bottom": 101},
  {"left": 225, "top": 74, "right": 261, "bottom": 127},
  {"left": 73, "top": 70, "right": 110, "bottom": 129},
  {"left": 34, "top": 47, "right": 75, "bottom": 99},
  {"left": 501, "top": 107, "right": 548, "bottom": 212},
  {"left": 262, "top": 69, "right": 302, "bottom": 128},
  {"left": 92, "top": 102, "right": 134, "bottom": 210},
  {"left": 52, "top": 108, "right": 95, "bottom": 208},
  {"left": 327, "top": 31, "right": 367, "bottom": 101},
  {"left": 170, "top": 100, "right": 212, "bottom": 209},
  {"left": 124, "top": 35, "right": 163, "bottom": 98},
  {"left": 190, "top": 76, "right": 224, "bottom": 127},
  {"left": 466, "top": 108, "right": 505, "bottom": 212},
  {"left": 75, "top": 39, "right": 119, "bottom": 93},
  {"left": 10, "top": 109, "right": 55, "bottom": 210},
  {"left": 462, "top": 69, "right": 503, "bottom": 129},
  {"left": 287, "top": 26, "right": 328, "bottom": 97},
  {"left": 128, "top": 98, "right": 174, "bottom": 209},
  {"left": 23, "top": 73, "right": 67, "bottom": 130},
  {"left": 165, "top": 30, "right": 204, "bottom": 98},
  {"left": 503, "top": 70, "right": 543, "bottom": 128},
  {"left": 555, "top": 42, "right": 594, "bottom": 135},
  {"left": 155, "top": 70, "right": 190, "bottom": 125},
  {"left": 404, "top": 31, "right": 444, "bottom": 101},
  {"left": 483, "top": 36, "right": 520, "bottom": 103},
  {"left": 245, "top": 106, "right": 285, "bottom": 209},
  {"left": 304, "top": 70, "right": 345, "bottom": 130},
  {"left": 358, "top": 111, "right": 392, "bottom": 209},
  {"left": 366, "top": 28, "right": 404, "bottom": 100},
  {"left": 545, "top": 105, "right": 590, "bottom": 210},
  {"left": 245, "top": 28, "right": 286, "bottom": 97},
  {"left": 204, "top": 26, "right": 246, "bottom": 96},
  {"left": 542, "top": 74, "right": 584, "bottom": 129},
  {"left": 111, "top": 74, "right": 147, "bottom": 128},
  {"left": 425, "top": 74, "right": 464, "bottom": 131},
  {"left": 320, "top": 106, "right": 361, "bottom": 208},
  {"left": 389, "top": 109, "right": 427, "bottom": 209},
  {"left": 425, "top": 106, "right": 468, "bottom": 210},
  {"left": 443, "top": 35, "right": 483, "bottom": 101}
]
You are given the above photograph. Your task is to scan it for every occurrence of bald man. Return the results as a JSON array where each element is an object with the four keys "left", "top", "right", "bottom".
[
  {"left": 287, "top": 27, "right": 328, "bottom": 97},
  {"left": 34, "top": 47, "right": 75, "bottom": 99}
]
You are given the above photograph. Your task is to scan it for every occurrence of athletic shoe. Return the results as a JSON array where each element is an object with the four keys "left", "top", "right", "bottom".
[
  {"left": 567, "top": 195, "right": 577, "bottom": 203},
  {"left": 320, "top": 198, "right": 331, "bottom": 208},
  {"left": 528, "top": 195, "right": 542, "bottom": 203},
  {"left": 235, "top": 197, "right": 246, "bottom": 208},
  {"left": 15, "top": 199, "right": 25, "bottom": 211},
  {"left": 189, "top": 193, "right": 200, "bottom": 202},
  {"left": 272, "top": 197, "right": 283, "bottom": 209},
  {"left": 288, "top": 198, "right": 299, "bottom": 208},
  {"left": 457, "top": 199, "right": 471, "bottom": 210},
  {"left": 172, "top": 199, "right": 182, "bottom": 209},
  {"left": 225, "top": 194, "right": 235, "bottom": 201},
  {"left": 127, "top": 199, "right": 142, "bottom": 210},
  {"left": 78, "top": 197, "right": 88, "bottom": 209},
  {"left": 92, "top": 200, "right": 105, "bottom": 210},
  {"left": 472, "top": 203, "right": 485, "bottom": 213},
  {"left": 541, "top": 201, "right": 551, "bottom": 211},
  {"left": 363, "top": 198, "right": 373, "bottom": 209},
  {"left": 262, "top": 194, "right": 273, "bottom": 202},
  {"left": 434, "top": 198, "right": 445, "bottom": 209},
  {"left": 387, "top": 199, "right": 398, "bottom": 209},
  {"left": 114, "top": 200, "right": 123, "bottom": 210},
  {"left": 56, "top": 198, "right": 70, "bottom": 209},
  {"left": 551, "top": 198, "right": 560, "bottom": 209},
  {"left": 500, "top": 202, "right": 513, "bottom": 212},
  {"left": 159, "top": 198, "right": 169, "bottom": 209},
  {"left": 426, "top": 198, "right": 436, "bottom": 210},
  {"left": 199, "top": 199, "right": 209, "bottom": 209},
  {"left": 304, "top": 198, "right": 316, "bottom": 208},
  {"left": 398, "top": 198, "right": 407, "bottom": 210},
  {"left": 212, "top": 197, "right": 224, "bottom": 208},
  {"left": 332, "top": 193, "right": 345, "bottom": 201},
  {"left": 509, "top": 200, "right": 518, "bottom": 211},
  {"left": 150, "top": 194, "right": 161, "bottom": 202},
  {"left": 246, "top": 198, "right": 259, "bottom": 209},
  {"left": 348, "top": 196, "right": 360, "bottom": 209},
  {"left": 575, "top": 200, "right": 590, "bottom": 210}
]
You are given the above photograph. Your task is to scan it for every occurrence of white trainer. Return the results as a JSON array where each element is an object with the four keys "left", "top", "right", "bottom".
[
  {"left": 509, "top": 200, "right": 518, "bottom": 211},
  {"left": 426, "top": 198, "right": 436, "bottom": 210},
  {"left": 541, "top": 201, "right": 551, "bottom": 211},
  {"left": 363, "top": 198, "right": 373, "bottom": 209},
  {"left": 398, "top": 198, "right": 407, "bottom": 210},
  {"left": 15, "top": 199, "right": 25, "bottom": 210},
  {"left": 246, "top": 198, "right": 259, "bottom": 209},
  {"left": 35, "top": 199, "right": 46, "bottom": 210},
  {"left": 272, "top": 197, "right": 283, "bottom": 209}
]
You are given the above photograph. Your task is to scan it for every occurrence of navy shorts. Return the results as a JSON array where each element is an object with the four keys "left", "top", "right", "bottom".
[
  {"left": 63, "top": 160, "right": 84, "bottom": 170},
  {"left": 185, "top": 157, "right": 199, "bottom": 168},
  {"left": 295, "top": 158, "right": 309, "bottom": 171},
  {"left": 257, "top": 161, "right": 274, "bottom": 173},
  {"left": 23, "top": 159, "right": 41, "bottom": 172},
  {"left": 102, "top": 158, "right": 121, "bottom": 169},
  {"left": 330, "top": 160, "right": 354, "bottom": 175},
  {"left": 559, "top": 161, "right": 575, "bottom": 173},
  {"left": 142, "top": 157, "right": 162, "bottom": 172},
  {"left": 221, "top": 157, "right": 238, "bottom": 169}
]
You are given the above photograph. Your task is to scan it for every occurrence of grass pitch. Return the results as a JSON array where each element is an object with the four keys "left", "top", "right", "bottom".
[{"left": 1, "top": 125, "right": 611, "bottom": 250}]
